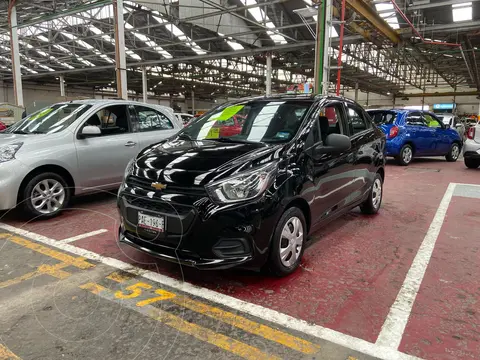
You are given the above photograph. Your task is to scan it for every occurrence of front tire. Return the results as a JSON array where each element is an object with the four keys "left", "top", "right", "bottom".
[
  {"left": 360, "top": 173, "right": 383, "bottom": 215},
  {"left": 396, "top": 144, "right": 413, "bottom": 166},
  {"left": 22, "top": 172, "right": 70, "bottom": 219},
  {"left": 446, "top": 143, "right": 461, "bottom": 162},
  {"left": 465, "top": 158, "right": 480, "bottom": 169},
  {"left": 268, "top": 207, "right": 306, "bottom": 277}
]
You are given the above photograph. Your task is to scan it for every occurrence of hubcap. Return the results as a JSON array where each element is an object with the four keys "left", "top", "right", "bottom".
[
  {"left": 451, "top": 145, "right": 460, "bottom": 159},
  {"left": 31, "top": 179, "right": 65, "bottom": 214},
  {"left": 372, "top": 178, "right": 382, "bottom": 209},
  {"left": 279, "top": 216, "right": 304, "bottom": 267},
  {"left": 402, "top": 147, "right": 412, "bottom": 163}
]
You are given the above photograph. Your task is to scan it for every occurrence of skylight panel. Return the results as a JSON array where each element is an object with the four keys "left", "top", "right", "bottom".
[
  {"left": 240, "top": 0, "right": 287, "bottom": 44},
  {"left": 124, "top": 23, "right": 172, "bottom": 59},
  {"left": 36, "top": 36, "right": 96, "bottom": 67},
  {"left": 452, "top": 2, "right": 472, "bottom": 22},
  {"left": 150, "top": 14, "right": 207, "bottom": 55},
  {"left": 375, "top": 3, "right": 400, "bottom": 29}
]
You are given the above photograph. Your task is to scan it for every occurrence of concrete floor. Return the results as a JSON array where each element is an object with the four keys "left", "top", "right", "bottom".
[
  {"left": 0, "top": 233, "right": 374, "bottom": 360},
  {"left": 1, "top": 157, "right": 479, "bottom": 360}
]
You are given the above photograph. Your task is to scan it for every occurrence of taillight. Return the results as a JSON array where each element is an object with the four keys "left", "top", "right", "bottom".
[
  {"left": 389, "top": 126, "right": 399, "bottom": 139},
  {"left": 467, "top": 127, "right": 475, "bottom": 140}
]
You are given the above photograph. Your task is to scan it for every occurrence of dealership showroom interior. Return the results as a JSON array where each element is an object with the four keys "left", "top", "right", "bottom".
[{"left": 1, "top": 0, "right": 480, "bottom": 359}]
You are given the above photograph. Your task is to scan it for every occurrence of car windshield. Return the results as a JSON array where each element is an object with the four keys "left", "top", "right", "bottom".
[
  {"left": 181, "top": 100, "right": 312, "bottom": 143},
  {"left": 367, "top": 111, "right": 397, "bottom": 125},
  {"left": 6, "top": 103, "right": 91, "bottom": 135}
]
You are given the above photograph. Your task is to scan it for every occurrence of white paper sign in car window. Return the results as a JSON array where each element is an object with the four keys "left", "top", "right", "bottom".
[{"left": 247, "top": 102, "right": 285, "bottom": 142}]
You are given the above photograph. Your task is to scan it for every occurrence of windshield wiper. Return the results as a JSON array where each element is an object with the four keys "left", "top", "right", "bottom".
[
  {"left": 213, "top": 137, "right": 256, "bottom": 144},
  {"left": 11, "top": 130, "right": 44, "bottom": 134},
  {"left": 176, "top": 133, "right": 194, "bottom": 141}
]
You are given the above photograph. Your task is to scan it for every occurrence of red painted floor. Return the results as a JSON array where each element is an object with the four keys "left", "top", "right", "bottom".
[
  {"left": 1, "top": 158, "right": 479, "bottom": 357},
  {"left": 399, "top": 196, "right": 480, "bottom": 360}
]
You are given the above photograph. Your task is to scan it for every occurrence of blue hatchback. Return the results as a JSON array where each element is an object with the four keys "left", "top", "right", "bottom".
[{"left": 367, "top": 109, "right": 462, "bottom": 165}]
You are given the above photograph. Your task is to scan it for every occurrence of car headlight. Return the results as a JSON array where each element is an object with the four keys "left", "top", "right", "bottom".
[
  {"left": 0, "top": 143, "right": 23, "bottom": 163},
  {"left": 124, "top": 158, "right": 135, "bottom": 180},
  {"left": 206, "top": 162, "right": 277, "bottom": 204}
]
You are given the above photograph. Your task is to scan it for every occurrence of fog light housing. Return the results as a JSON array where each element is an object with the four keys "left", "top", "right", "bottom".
[{"left": 212, "top": 238, "right": 251, "bottom": 257}]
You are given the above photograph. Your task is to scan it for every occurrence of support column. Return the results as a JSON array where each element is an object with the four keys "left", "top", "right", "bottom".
[
  {"left": 9, "top": 4, "right": 23, "bottom": 107},
  {"left": 60, "top": 76, "right": 65, "bottom": 97},
  {"left": 266, "top": 53, "right": 272, "bottom": 96},
  {"left": 321, "top": 0, "right": 332, "bottom": 95},
  {"left": 314, "top": 0, "right": 327, "bottom": 94},
  {"left": 354, "top": 82, "right": 359, "bottom": 102},
  {"left": 142, "top": 67, "right": 148, "bottom": 103},
  {"left": 191, "top": 89, "right": 195, "bottom": 115},
  {"left": 113, "top": 0, "right": 127, "bottom": 99}
]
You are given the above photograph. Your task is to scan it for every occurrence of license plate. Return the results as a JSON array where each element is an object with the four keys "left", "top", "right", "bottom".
[{"left": 138, "top": 212, "right": 165, "bottom": 232}]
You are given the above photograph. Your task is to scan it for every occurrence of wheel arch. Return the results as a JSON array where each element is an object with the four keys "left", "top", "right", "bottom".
[
  {"left": 17, "top": 165, "right": 76, "bottom": 204},
  {"left": 283, "top": 197, "right": 311, "bottom": 234}
]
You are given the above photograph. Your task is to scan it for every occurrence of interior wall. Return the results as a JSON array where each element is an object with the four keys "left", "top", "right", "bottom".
[{"left": 0, "top": 82, "right": 217, "bottom": 114}]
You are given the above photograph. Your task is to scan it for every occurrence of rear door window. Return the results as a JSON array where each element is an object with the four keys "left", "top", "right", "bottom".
[
  {"left": 406, "top": 112, "right": 426, "bottom": 126},
  {"left": 369, "top": 111, "right": 397, "bottom": 125},
  {"left": 346, "top": 104, "right": 370, "bottom": 135}
]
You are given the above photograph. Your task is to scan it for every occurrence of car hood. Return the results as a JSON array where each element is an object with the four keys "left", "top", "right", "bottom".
[
  {"left": 132, "top": 139, "right": 283, "bottom": 188},
  {"left": 0, "top": 132, "right": 50, "bottom": 146}
]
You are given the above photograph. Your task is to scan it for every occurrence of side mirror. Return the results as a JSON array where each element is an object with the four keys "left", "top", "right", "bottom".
[
  {"left": 314, "top": 133, "right": 351, "bottom": 155},
  {"left": 80, "top": 125, "right": 101, "bottom": 137}
]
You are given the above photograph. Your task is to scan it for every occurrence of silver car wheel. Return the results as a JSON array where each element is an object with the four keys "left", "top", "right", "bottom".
[
  {"left": 372, "top": 178, "right": 382, "bottom": 209},
  {"left": 402, "top": 147, "right": 412, "bottom": 164},
  {"left": 31, "top": 179, "right": 66, "bottom": 214},
  {"left": 279, "top": 216, "right": 304, "bottom": 267},
  {"left": 451, "top": 144, "right": 460, "bottom": 160}
]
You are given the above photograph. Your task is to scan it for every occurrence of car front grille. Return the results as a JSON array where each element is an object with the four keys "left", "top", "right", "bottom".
[{"left": 126, "top": 175, "right": 207, "bottom": 196}]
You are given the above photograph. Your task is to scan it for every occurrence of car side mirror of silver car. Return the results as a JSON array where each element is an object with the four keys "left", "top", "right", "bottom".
[
  {"left": 315, "top": 134, "right": 352, "bottom": 155},
  {"left": 80, "top": 125, "right": 102, "bottom": 137}
]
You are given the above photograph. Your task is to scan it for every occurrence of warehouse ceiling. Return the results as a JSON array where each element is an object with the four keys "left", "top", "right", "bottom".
[{"left": 0, "top": 0, "right": 479, "bottom": 100}]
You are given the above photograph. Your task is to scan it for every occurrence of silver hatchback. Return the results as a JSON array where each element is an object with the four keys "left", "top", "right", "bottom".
[{"left": 0, "top": 99, "right": 181, "bottom": 217}]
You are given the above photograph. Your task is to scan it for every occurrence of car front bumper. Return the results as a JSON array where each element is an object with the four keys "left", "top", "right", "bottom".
[
  {"left": 117, "top": 186, "right": 280, "bottom": 270},
  {"left": 463, "top": 139, "right": 480, "bottom": 159},
  {"left": 0, "top": 160, "right": 25, "bottom": 211}
]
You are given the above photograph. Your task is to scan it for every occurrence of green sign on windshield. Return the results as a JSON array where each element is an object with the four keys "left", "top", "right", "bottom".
[{"left": 211, "top": 105, "right": 244, "bottom": 122}]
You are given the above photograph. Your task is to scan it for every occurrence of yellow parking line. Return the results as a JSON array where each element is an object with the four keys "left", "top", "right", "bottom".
[
  {"left": 149, "top": 307, "right": 281, "bottom": 360},
  {"left": 80, "top": 282, "right": 280, "bottom": 360},
  {"left": 106, "top": 271, "right": 320, "bottom": 354},
  {"left": 106, "top": 271, "right": 135, "bottom": 283},
  {"left": 0, "top": 344, "right": 21, "bottom": 359},
  {"left": 0, "top": 263, "right": 70, "bottom": 289},
  {"left": 172, "top": 295, "right": 320, "bottom": 354},
  {"left": 79, "top": 282, "right": 106, "bottom": 295},
  {"left": 0, "top": 234, "right": 94, "bottom": 269}
]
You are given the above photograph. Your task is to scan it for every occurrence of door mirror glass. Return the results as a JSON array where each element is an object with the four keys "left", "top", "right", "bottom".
[
  {"left": 314, "top": 133, "right": 351, "bottom": 155},
  {"left": 81, "top": 125, "right": 101, "bottom": 137}
]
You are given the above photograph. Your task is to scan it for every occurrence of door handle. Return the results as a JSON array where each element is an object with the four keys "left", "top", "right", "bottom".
[{"left": 124, "top": 141, "right": 136, "bottom": 147}]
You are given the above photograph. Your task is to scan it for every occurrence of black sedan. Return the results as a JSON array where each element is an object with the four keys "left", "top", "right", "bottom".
[{"left": 117, "top": 95, "right": 386, "bottom": 276}]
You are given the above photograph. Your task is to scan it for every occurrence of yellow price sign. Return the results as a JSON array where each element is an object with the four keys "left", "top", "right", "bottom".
[{"left": 206, "top": 127, "right": 220, "bottom": 139}]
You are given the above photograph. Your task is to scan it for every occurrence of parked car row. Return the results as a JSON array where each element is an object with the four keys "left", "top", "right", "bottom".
[{"left": 367, "top": 109, "right": 462, "bottom": 166}]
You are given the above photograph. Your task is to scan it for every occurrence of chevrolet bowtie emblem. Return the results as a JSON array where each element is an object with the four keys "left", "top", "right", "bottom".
[{"left": 151, "top": 182, "right": 167, "bottom": 191}]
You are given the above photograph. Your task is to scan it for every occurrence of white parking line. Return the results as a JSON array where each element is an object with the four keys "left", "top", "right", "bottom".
[
  {"left": 0, "top": 223, "right": 421, "bottom": 360},
  {"left": 376, "top": 182, "right": 456, "bottom": 349},
  {"left": 58, "top": 229, "right": 108, "bottom": 244}
]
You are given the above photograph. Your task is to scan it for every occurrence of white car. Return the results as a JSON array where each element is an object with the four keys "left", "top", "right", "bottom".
[
  {"left": 0, "top": 99, "right": 181, "bottom": 218},
  {"left": 175, "top": 113, "right": 194, "bottom": 126},
  {"left": 464, "top": 120, "right": 480, "bottom": 168},
  {"left": 436, "top": 113, "right": 465, "bottom": 139}
]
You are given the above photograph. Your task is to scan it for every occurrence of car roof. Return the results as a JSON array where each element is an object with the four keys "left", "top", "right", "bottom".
[{"left": 59, "top": 98, "right": 173, "bottom": 111}]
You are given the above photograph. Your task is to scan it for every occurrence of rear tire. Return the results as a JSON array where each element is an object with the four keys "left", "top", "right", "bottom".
[
  {"left": 360, "top": 173, "right": 383, "bottom": 215},
  {"left": 446, "top": 143, "right": 460, "bottom": 162},
  {"left": 21, "top": 172, "right": 70, "bottom": 219},
  {"left": 268, "top": 207, "right": 306, "bottom": 277},
  {"left": 465, "top": 158, "right": 480, "bottom": 169},
  {"left": 396, "top": 144, "right": 413, "bottom": 166}
]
